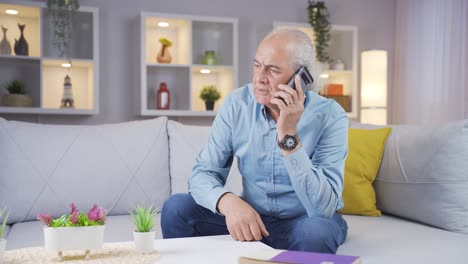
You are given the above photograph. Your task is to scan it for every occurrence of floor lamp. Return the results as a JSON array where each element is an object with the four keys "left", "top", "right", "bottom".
[{"left": 360, "top": 50, "right": 387, "bottom": 125}]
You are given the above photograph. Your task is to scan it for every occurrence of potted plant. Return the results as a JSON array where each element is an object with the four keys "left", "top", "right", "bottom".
[
  {"left": 2, "top": 80, "right": 33, "bottom": 107},
  {"left": 308, "top": 1, "right": 332, "bottom": 67},
  {"left": 0, "top": 208, "right": 9, "bottom": 264},
  {"left": 46, "top": 0, "right": 80, "bottom": 60},
  {"left": 157, "top": 37, "right": 173, "bottom": 63},
  {"left": 38, "top": 203, "right": 107, "bottom": 261},
  {"left": 129, "top": 205, "right": 159, "bottom": 254},
  {"left": 199, "top": 85, "right": 221, "bottom": 111}
]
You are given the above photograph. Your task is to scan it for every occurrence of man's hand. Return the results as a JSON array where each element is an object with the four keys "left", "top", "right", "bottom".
[
  {"left": 217, "top": 193, "right": 269, "bottom": 241},
  {"left": 270, "top": 75, "right": 306, "bottom": 140}
]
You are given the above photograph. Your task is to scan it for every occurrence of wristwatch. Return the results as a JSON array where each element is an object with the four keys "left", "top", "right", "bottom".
[{"left": 278, "top": 134, "right": 298, "bottom": 151}]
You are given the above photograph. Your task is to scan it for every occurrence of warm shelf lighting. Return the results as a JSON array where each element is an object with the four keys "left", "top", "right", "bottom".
[
  {"left": 319, "top": 73, "right": 329, "bottom": 79},
  {"left": 5, "top": 9, "right": 18, "bottom": 15},
  {"left": 360, "top": 50, "right": 387, "bottom": 125},
  {"left": 200, "top": 69, "right": 211, "bottom": 74},
  {"left": 158, "top": 22, "right": 169, "bottom": 27},
  {"left": 61, "top": 62, "right": 72, "bottom": 68}
]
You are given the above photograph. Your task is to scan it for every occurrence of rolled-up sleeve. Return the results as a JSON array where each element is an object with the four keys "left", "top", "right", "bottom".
[
  {"left": 189, "top": 96, "right": 234, "bottom": 213},
  {"left": 283, "top": 109, "right": 348, "bottom": 219}
]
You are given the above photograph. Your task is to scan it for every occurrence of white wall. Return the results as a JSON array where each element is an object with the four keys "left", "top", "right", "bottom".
[{"left": 2, "top": 0, "right": 395, "bottom": 126}]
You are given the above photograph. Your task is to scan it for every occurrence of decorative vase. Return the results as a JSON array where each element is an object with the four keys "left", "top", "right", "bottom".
[
  {"left": 202, "top": 50, "right": 218, "bottom": 65},
  {"left": 133, "top": 231, "right": 155, "bottom": 254},
  {"left": 157, "top": 45, "right": 172, "bottom": 63},
  {"left": 157, "top": 82, "right": 170, "bottom": 110},
  {"left": 2, "top": 94, "right": 33, "bottom": 107},
  {"left": 44, "top": 225, "right": 105, "bottom": 261},
  {"left": 331, "top": 59, "right": 345, "bottom": 70},
  {"left": 0, "top": 25, "right": 12, "bottom": 55},
  {"left": 205, "top": 101, "right": 215, "bottom": 111},
  {"left": 0, "top": 239, "right": 6, "bottom": 264},
  {"left": 14, "top": 24, "right": 28, "bottom": 56},
  {"left": 61, "top": 75, "right": 75, "bottom": 108}
]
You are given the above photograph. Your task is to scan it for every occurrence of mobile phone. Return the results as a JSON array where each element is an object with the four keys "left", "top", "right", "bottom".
[{"left": 286, "top": 66, "right": 314, "bottom": 91}]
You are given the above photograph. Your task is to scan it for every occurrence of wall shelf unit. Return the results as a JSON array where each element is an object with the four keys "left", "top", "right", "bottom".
[
  {"left": 0, "top": 1, "right": 99, "bottom": 115},
  {"left": 140, "top": 12, "right": 238, "bottom": 116},
  {"left": 273, "top": 22, "right": 358, "bottom": 119}
]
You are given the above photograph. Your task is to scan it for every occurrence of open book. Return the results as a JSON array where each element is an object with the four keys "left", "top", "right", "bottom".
[{"left": 238, "top": 249, "right": 361, "bottom": 264}]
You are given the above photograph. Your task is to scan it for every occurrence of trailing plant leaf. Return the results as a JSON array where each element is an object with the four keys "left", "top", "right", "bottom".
[
  {"left": 46, "top": 0, "right": 80, "bottom": 59},
  {"left": 308, "top": 1, "right": 331, "bottom": 63},
  {"left": 0, "top": 208, "right": 9, "bottom": 238}
]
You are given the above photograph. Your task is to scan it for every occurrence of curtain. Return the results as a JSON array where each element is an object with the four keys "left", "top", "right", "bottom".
[{"left": 392, "top": 0, "right": 468, "bottom": 124}]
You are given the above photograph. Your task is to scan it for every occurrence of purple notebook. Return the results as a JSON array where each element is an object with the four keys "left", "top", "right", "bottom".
[{"left": 270, "top": 251, "right": 360, "bottom": 264}]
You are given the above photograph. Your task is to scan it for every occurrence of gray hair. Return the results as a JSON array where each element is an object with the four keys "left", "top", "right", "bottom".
[{"left": 264, "top": 28, "right": 323, "bottom": 92}]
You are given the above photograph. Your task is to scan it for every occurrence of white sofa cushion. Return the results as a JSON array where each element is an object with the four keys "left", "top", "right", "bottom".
[
  {"left": 167, "top": 120, "right": 242, "bottom": 195},
  {"left": 350, "top": 119, "right": 468, "bottom": 233},
  {"left": 339, "top": 215, "right": 468, "bottom": 264},
  {"left": 0, "top": 117, "right": 170, "bottom": 224}
]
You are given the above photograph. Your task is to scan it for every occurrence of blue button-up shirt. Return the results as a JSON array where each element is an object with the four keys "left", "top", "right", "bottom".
[{"left": 189, "top": 84, "right": 348, "bottom": 219}]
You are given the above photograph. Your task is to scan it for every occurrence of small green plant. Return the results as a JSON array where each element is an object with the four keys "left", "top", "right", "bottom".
[
  {"left": 0, "top": 208, "right": 9, "bottom": 239},
  {"left": 158, "top": 37, "right": 173, "bottom": 47},
  {"left": 199, "top": 85, "right": 221, "bottom": 103},
  {"left": 129, "top": 205, "right": 160, "bottom": 233},
  {"left": 4, "top": 80, "right": 27, "bottom": 94}
]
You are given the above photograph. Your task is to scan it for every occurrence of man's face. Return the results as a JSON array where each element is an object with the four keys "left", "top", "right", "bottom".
[{"left": 253, "top": 36, "right": 296, "bottom": 107}]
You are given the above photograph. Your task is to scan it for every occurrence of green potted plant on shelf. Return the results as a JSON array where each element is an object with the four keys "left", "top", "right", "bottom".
[
  {"left": 2, "top": 80, "right": 33, "bottom": 107},
  {"left": 157, "top": 37, "right": 173, "bottom": 63},
  {"left": 0, "top": 208, "right": 9, "bottom": 264},
  {"left": 129, "top": 205, "right": 159, "bottom": 254},
  {"left": 46, "top": 0, "right": 80, "bottom": 60},
  {"left": 308, "top": 0, "right": 332, "bottom": 67},
  {"left": 199, "top": 85, "right": 221, "bottom": 111}
]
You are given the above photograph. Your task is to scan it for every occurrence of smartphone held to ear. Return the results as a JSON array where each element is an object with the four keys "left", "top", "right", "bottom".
[{"left": 286, "top": 66, "right": 314, "bottom": 92}]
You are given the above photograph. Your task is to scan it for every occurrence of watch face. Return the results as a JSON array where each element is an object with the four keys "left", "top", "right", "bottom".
[{"left": 281, "top": 135, "right": 297, "bottom": 150}]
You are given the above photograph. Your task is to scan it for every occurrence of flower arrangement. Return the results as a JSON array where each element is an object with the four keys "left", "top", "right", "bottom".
[
  {"left": 129, "top": 205, "right": 159, "bottom": 233},
  {"left": 38, "top": 203, "right": 107, "bottom": 228},
  {"left": 158, "top": 37, "right": 172, "bottom": 47},
  {"left": 0, "top": 208, "right": 8, "bottom": 238}
]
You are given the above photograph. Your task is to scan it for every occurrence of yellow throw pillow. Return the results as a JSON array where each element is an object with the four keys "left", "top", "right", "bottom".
[{"left": 341, "top": 127, "right": 392, "bottom": 216}]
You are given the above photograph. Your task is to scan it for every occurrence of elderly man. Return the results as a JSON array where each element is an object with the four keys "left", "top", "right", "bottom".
[{"left": 161, "top": 28, "right": 348, "bottom": 254}]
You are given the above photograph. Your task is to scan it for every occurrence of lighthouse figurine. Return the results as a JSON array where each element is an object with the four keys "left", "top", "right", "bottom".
[{"left": 60, "top": 75, "right": 75, "bottom": 108}]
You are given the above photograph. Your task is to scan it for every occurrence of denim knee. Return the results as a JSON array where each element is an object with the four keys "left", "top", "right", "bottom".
[{"left": 161, "top": 193, "right": 194, "bottom": 221}]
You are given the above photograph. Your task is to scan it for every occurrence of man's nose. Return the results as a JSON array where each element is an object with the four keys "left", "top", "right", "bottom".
[{"left": 256, "top": 67, "right": 268, "bottom": 83}]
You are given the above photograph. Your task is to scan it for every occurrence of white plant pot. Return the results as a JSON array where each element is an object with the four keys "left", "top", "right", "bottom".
[
  {"left": 0, "top": 239, "right": 6, "bottom": 264},
  {"left": 133, "top": 231, "right": 155, "bottom": 254},
  {"left": 44, "top": 225, "right": 105, "bottom": 260}
]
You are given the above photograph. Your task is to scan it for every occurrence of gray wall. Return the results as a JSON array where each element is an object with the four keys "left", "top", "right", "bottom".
[{"left": 2, "top": 0, "right": 395, "bottom": 126}]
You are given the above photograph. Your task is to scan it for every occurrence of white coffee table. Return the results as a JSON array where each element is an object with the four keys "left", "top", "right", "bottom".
[{"left": 152, "top": 235, "right": 272, "bottom": 264}]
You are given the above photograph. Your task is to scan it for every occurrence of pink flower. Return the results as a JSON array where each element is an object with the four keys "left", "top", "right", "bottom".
[
  {"left": 37, "top": 214, "right": 53, "bottom": 226},
  {"left": 87, "top": 204, "right": 107, "bottom": 223},
  {"left": 70, "top": 203, "right": 78, "bottom": 214}
]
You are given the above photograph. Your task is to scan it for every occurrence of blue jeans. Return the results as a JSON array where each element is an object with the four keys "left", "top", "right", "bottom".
[{"left": 161, "top": 193, "right": 348, "bottom": 254}]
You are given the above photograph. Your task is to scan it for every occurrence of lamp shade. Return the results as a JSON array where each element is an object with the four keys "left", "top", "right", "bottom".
[{"left": 360, "top": 50, "right": 387, "bottom": 124}]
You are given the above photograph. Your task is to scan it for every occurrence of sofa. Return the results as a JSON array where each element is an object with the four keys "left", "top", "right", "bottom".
[{"left": 1, "top": 116, "right": 467, "bottom": 264}]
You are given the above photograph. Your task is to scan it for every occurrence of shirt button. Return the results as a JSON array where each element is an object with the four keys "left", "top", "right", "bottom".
[
  {"left": 291, "top": 159, "right": 298, "bottom": 166},
  {"left": 295, "top": 166, "right": 302, "bottom": 171}
]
